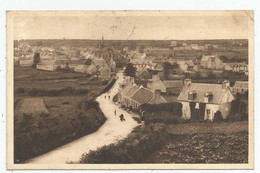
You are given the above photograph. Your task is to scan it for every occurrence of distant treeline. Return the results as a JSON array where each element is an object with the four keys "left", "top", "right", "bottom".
[{"left": 14, "top": 39, "right": 248, "bottom": 49}]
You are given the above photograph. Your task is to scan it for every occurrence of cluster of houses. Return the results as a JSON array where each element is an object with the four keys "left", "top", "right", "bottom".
[
  {"left": 14, "top": 40, "right": 117, "bottom": 79},
  {"left": 117, "top": 75, "right": 248, "bottom": 121},
  {"left": 117, "top": 76, "right": 168, "bottom": 110},
  {"left": 171, "top": 41, "right": 228, "bottom": 51},
  {"left": 36, "top": 56, "right": 115, "bottom": 79},
  {"left": 129, "top": 53, "right": 248, "bottom": 76}
]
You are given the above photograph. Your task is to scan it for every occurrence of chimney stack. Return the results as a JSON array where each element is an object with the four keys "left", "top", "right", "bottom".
[
  {"left": 154, "top": 89, "right": 161, "bottom": 98},
  {"left": 222, "top": 80, "right": 230, "bottom": 90},
  {"left": 184, "top": 78, "right": 192, "bottom": 87}
]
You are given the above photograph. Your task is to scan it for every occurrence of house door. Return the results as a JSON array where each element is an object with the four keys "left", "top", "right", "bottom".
[
  {"left": 189, "top": 102, "right": 196, "bottom": 121},
  {"left": 206, "top": 109, "right": 211, "bottom": 120},
  {"left": 199, "top": 103, "right": 206, "bottom": 120}
]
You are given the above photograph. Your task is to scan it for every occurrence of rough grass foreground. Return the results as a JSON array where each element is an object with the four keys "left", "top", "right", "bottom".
[{"left": 80, "top": 122, "right": 248, "bottom": 164}]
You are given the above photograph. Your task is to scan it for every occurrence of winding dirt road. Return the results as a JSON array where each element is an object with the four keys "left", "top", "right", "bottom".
[{"left": 26, "top": 73, "right": 138, "bottom": 164}]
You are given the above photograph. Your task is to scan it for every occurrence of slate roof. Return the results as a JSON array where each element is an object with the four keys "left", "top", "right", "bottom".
[
  {"left": 148, "top": 95, "right": 167, "bottom": 104},
  {"left": 99, "top": 64, "right": 111, "bottom": 72},
  {"left": 37, "top": 60, "right": 56, "bottom": 65},
  {"left": 177, "top": 83, "right": 234, "bottom": 104},
  {"left": 233, "top": 81, "right": 248, "bottom": 89},
  {"left": 201, "top": 54, "right": 219, "bottom": 62},
  {"left": 55, "top": 59, "right": 69, "bottom": 65},
  {"left": 74, "top": 64, "right": 89, "bottom": 71},
  {"left": 69, "top": 59, "right": 86, "bottom": 65},
  {"left": 136, "top": 68, "right": 150, "bottom": 77},
  {"left": 125, "top": 84, "right": 140, "bottom": 98},
  {"left": 121, "top": 83, "right": 135, "bottom": 96},
  {"left": 226, "top": 62, "right": 248, "bottom": 68},
  {"left": 154, "top": 63, "right": 164, "bottom": 71},
  {"left": 163, "top": 80, "right": 183, "bottom": 88},
  {"left": 131, "top": 87, "right": 154, "bottom": 104},
  {"left": 93, "top": 59, "right": 105, "bottom": 67}
]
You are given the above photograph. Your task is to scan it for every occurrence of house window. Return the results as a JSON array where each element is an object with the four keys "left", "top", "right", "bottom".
[
  {"left": 204, "top": 92, "right": 213, "bottom": 103},
  {"left": 188, "top": 90, "right": 197, "bottom": 100}
]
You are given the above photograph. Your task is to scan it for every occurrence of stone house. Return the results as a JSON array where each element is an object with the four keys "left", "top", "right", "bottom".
[
  {"left": 118, "top": 77, "right": 167, "bottom": 110},
  {"left": 99, "top": 64, "right": 111, "bottom": 79},
  {"left": 74, "top": 64, "right": 90, "bottom": 73},
  {"left": 36, "top": 60, "right": 57, "bottom": 71},
  {"left": 224, "top": 62, "right": 248, "bottom": 73},
  {"left": 147, "top": 75, "right": 167, "bottom": 93},
  {"left": 177, "top": 79, "right": 234, "bottom": 121},
  {"left": 19, "top": 59, "right": 34, "bottom": 67},
  {"left": 136, "top": 68, "right": 152, "bottom": 79},
  {"left": 232, "top": 81, "right": 248, "bottom": 94},
  {"left": 147, "top": 75, "right": 183, "bottom": 95},
  {"left": 200, "top": 54, "right": 223, "bottom": 70},
  {"left": 164, "top": 80, "right": 184, "bottom": 95},
  {"left": 69, "top": 59, "right": 86, "bottom": 69}
]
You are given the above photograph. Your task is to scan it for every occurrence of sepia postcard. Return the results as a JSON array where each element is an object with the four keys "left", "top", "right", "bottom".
[{"left": 6, "top": 10, "right": 254, "bottom": 170}]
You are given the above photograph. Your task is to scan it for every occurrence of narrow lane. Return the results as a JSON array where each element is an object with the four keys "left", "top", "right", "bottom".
[{"left": 26, "top": 73, "right": 138, "bottom": 164}]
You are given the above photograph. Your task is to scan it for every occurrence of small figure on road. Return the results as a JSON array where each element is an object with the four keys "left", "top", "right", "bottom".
[
  {"left": 108, "top": 95, "right": 110, "bottom": 100},
  {"left": 119, "top": 114, "right": 125, "bottom": 122},
  {"left": 114, "top": 110, "right": 116, "bottom": 116},
  {"left": 104, "top": 95, "right": 106, "bottom": 99}
]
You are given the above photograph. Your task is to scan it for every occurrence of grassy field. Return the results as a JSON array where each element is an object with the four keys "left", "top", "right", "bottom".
[
  {"left": 14, "top": 67, "right": 106, "bottom": 95},
  {"left": 147, "top": 121, "right": 248, "bottom": 163},
  {"left": 14, "top": 67, "right": 109, "bottom": 162},
  {"left": 148, "top": 132, "right": 248, "bottom": 163}
]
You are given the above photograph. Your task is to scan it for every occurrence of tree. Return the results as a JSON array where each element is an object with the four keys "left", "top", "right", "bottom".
[
  {"left": 162, "top": 62, "right": 172, "bottom": 80},
  {"left": 33, "top": 52, "right": 40, "bottom": 67},
  {"left": 138, "top": 45, "right": 145, "bottom": 53},
  {"left": 129, "top": 42, "right": 136, "bottom": 51},
  {"left": 85, "top": 58, "right": 92, "bottom": 65},
  {"left": 124, "top": 63, "right": 136, "bottom": 77}
]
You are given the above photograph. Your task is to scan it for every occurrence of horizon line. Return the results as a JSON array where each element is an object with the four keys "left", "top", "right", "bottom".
[{"left": 14, "top": 38, "right": 248, "bottom": 41}]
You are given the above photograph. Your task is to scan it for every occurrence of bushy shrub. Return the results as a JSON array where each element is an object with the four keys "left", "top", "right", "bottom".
[
  {"left": 140, "top": 102, "right": 182, "bottom": 116},
  {"left": 112, "top": 93, "right": 118, "bottom": 102},
  {"left": 229, "top": 98, "right": 248, "bottom": 121},
  {"left": 213, "top": 111, "right": 223, "bottom": 122},
  {"left": 142, "top": 112, "right": 184, "bottom": 125}
]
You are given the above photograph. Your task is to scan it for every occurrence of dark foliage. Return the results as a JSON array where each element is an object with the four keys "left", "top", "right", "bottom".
[
  {"left": 33, "top": 52, "right": 41, "bottom": 67},
  {"left": 85, "top": 58, "right": 92, "bottom": 65},
  {"left": 80, "top": 124, "right": 169, "bottom": 163},
  {"left": 14, "top": 99, "right": 106, "bottom": 163},
  {"left": 228, "top": 97, "right": 248, "bottom": 121},
  {"left": 140, "top": 102, "right": 182, "bottom": 115},
  {"left": 123, "top": 63, "right": 136, "bottom": 77},
  {"left": 213, "top": 111, "right": 223, "bottom": 122}
]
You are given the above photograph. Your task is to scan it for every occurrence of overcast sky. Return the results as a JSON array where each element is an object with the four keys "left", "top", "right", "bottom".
[{"left": 13, "top": 11, "right": 249, "bottom": 40}]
